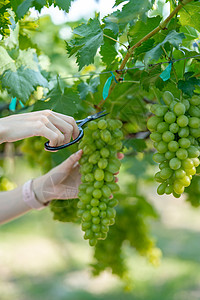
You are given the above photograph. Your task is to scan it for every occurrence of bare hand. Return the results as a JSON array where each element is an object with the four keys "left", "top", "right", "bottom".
[{"left": 0, "top": 110, "right": 79, "bottom": 147}]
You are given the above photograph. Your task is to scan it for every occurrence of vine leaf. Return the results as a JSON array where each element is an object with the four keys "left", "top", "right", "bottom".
[
  {"left": 179, "top": 2, "right": 200, "bottom": 32},
  {"left": 144, "top": 30, "right": 185, "bottom": 64},
  {"left": 34, "top": 85, "right": 79, "bottom": 116},
  {"left": 113, "top": 0, "right": 154, "bottom": 25},
  {"left": 100, "top": 29, "right": 118, "bottom": 66},
  {"left": 14, "top": 0, "right": 74, "bottom": 20},
  {"left": 66, "top": 15, "right": 103, "bottom": 70},
  {"left": 0, "top": 66, "right": 48, "bottom": 102},
  {"left": 129, "top": 16, "right": 162, "bottom": 45},
  {"left": 78, "top": 77, "right": 100, "bottom": 100},
  {"left": 178, "top": 73, "right": 200, "bottom": 96}
]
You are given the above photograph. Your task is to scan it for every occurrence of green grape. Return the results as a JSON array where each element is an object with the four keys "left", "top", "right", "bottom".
[
  {"left": 150, "top": 132, "right": 162, "bottom": 142},
  {"left": 182, "top": 99, "right": 190, "bottom": 110},
  {"left": 101, "top": 130, "right": 111, "bottom": 143},
  {"left": 169, "top": 158, "right": 181, "bottom": 170},
  {"left": 165, "top": 185, "right": 173, "bottom": 195},
  {"left": 178, "top": 127, "right": 189, "bottom": 138},
  {"left": 188, "top": 117, "right": 200, "bottom": 129},
  {"left": 165, "top": 151, "right": 175, "bottom": 160},
  {"left": 162, "top": 131, "right": 175, "bottom": 143},
  {"left": 157, "top": 122, "right": 169, "bottom": 133},
  {"left": 159, "top": 161, "right": 169, "bottom": 169},
  {"left": 157, "top": 182, "right": 167, "bottom": 195},
  {"left": 175, "top": 168, "right": 186, "bottom": 179},
  {"left": 156, "top": 141, "right": 168, "bottom": 153},
  {"left": 173, "top": 181, "right": 184, "bottom": 194},
  {"left": 154, "top": 105, "right": 168, "bottom": 117},
  {"left": 190, "top": 95, "right": 200, "bottom": 106},
  {"left": 169, "top": 123, "right": 179, "bottom": 133},
  {"left": 154, "top": 172, "right": 165, "bottom": 183},
  {"left": 168, "top": 141, "right": 179, "bottom": 152},
  {"left": 173, "top": 103, "right": 186, "bottom": 116},
  {"left": 191, "top": 157, "right": 200, "bottom": 167},
  {"left": 176, "top": 148, "right": 188, "bottom": 160},
  {"left": 100, "top": 148, "right": 110, "bottom": 158},
  {"left": 182, "top": 158, "right": 194, "bottom": 169},
  {"left": 163, "top": 91, "right": 174, "bottom": 105},
  {"left": 188, "top": 105, "right": 200, "bottom": 118},
  {"left": 94, "top": 169, "right": 104, "bottom": 181},
  {"left": 164, "top": 112, "right": 176, "bottom": 124},
  {"left": 76, "top": 118, "right": 123, "bottom": 246},
  {"left": 177, "top": 115, "right": 188, "bottom": 127},
  {"left": 88, "top": 121, "right": 98, "bottom": 130},
  {"left": 178, "top": 138, "right": 191, "bottom": 149},
  {"left": 190, "top": 128, "right": 200, "bottom": 138},
  {"left": 153, "top": 153, "right": 166, "bottom": 163},
  {"left": 98, "top": 119, "right": 107, "bottom": 129},
  {"left": 147, "top": 116, "right": 163, "bottom": 131},
  {"left": 160, "top": 168, "right": 173, "bottom": 179},
  {"left": 179, "top": 175, "right": 191, "bottom": 187}
]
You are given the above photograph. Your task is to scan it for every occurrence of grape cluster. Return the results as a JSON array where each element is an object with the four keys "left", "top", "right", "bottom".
[
  {"left": 147, "top": 92, "right": 200, "bottom": 197},
  {"left": 20, "top": 136, "right": 52, "bottom": 173},
  {"left": 77, "top": 118, "right": 123, "bottom": 246},
  {"left": 50, "top": 199, "right": 79, "bottom": 222}
]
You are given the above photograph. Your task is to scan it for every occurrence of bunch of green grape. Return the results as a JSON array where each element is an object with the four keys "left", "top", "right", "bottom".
[
  {"left": 147, "top": 91, "right": 200, "bottom": 197},
  {"left": 77, "top": 118, "right": 123, "bottom": 246},
  {"left": 50, "top": 199, "right": 79, "bottom": 222},
  {"left": 20, "top": 136, "right": 52, "bottom": 173}
]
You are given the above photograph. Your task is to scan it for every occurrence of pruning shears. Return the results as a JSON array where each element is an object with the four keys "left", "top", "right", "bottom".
[{"left": 44, "top": 110, "right": 109, "bottom": 151}]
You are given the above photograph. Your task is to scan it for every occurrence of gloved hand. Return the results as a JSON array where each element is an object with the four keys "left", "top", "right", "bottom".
[
  {"left": 32, "top": 149, "right": 83, "bottom": 203},
  {"left": 0, "top": 110, "right": 79, "bottom": 147}
]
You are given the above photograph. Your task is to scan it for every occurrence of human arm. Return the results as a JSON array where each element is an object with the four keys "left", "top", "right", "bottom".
[
  {"left": 0, "top": 150, "right": 83, "bottom": 225},
  {"left": 0, "top": 110, "right": 79, "bottom": 146}
]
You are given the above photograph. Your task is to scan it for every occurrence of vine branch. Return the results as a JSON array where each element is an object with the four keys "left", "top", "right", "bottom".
[{"left": 96, "top": 0, "right": 194, "bottom": 110}]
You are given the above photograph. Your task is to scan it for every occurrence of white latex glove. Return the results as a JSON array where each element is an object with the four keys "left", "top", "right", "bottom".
[
  {"left": 32, "top": 149, "right": 83, "bottom": 203},
  {"left": 0, "top": 110, "right": 79, "bottom": 147}
]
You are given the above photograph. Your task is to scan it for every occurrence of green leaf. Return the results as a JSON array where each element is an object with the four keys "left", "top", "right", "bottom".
[
  {"left": 144, "top": 30, "right": 185, "bottom": 64},
  {"left": 179, "top": 2, "right": 200, "bottom": 32},
  {"left": 129, "top": 16, "right": 162, "bottom": 45},
  {"left": 16, "top": 0, "right": 33, "bottom": 19},
  {"left": 34, "top": 85, "right": 79, "bottom": 116},
  {"left": 0, "top": 46, "right": 15, "bottom": 74},
  {"left": 178, "top": 73, "right": 200, "bottom": 97},
  {"left": 78, "top": 77, "right": 100, "bottom": 100},
  {"left": 113, "top": 0, "right": 126, "bottom": 6},
  {"left": 15, "top": 0, "right": 74, "bottom": 19},
  {"left": 100, "top": 29, "right": 118, "bottom": 66},
  {"left": 114, "top": 0, "right": 154, "bottom": 25},
  {"left": 0, "top": 66, "right": 48, "bottom": 102},
  {"left": 66, "top": 16, "right": 103, "bottom": 70},
  {"left": 54, "top": 0, "right": 74, "bottom": 11}
]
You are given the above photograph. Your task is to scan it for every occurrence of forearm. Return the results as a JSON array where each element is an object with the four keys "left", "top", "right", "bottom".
[{"left": 0, "top": 185, "right": 32, "bottom": 225}]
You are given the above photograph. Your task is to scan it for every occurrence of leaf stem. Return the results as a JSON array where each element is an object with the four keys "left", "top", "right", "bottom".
[
  {"left": 103, "top": 34, "right": 128, "bottom": 50},
  {"left": 96, "top": 0, "right": 194, "bottom": 110}
]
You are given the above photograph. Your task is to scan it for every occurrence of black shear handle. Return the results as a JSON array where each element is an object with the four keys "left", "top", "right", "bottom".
[{"left": 44, "top": 126, "right": 83, "bottom": 151}]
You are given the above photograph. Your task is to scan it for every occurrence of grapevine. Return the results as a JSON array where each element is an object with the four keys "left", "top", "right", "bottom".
[{"left": 148, "top": 92, "right": 200, "bottom": 197}]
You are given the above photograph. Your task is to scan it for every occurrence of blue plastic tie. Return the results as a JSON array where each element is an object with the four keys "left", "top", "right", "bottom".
[
  {"left": 9, "top": 97, "right": 17, "bottom": 112},
  {"left": 102, "top": 72, "right": 118, "bottom": 100},
  {"left": 160, "top": 62, "right": 173, "bottom": 82}
]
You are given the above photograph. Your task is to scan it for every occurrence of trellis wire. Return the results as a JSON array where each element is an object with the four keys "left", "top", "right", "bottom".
[{"left": 52, "top": 54, "right": 200, "bottom": 81}]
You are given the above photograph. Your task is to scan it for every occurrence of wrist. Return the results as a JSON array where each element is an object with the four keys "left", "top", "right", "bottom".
[{"left": 32, "top": 176, "right": 52, "bottom": 204}]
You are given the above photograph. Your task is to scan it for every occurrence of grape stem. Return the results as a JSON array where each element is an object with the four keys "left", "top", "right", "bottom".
[{"left": 96, "top": 0, "right": 195, "bottom": 111}]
